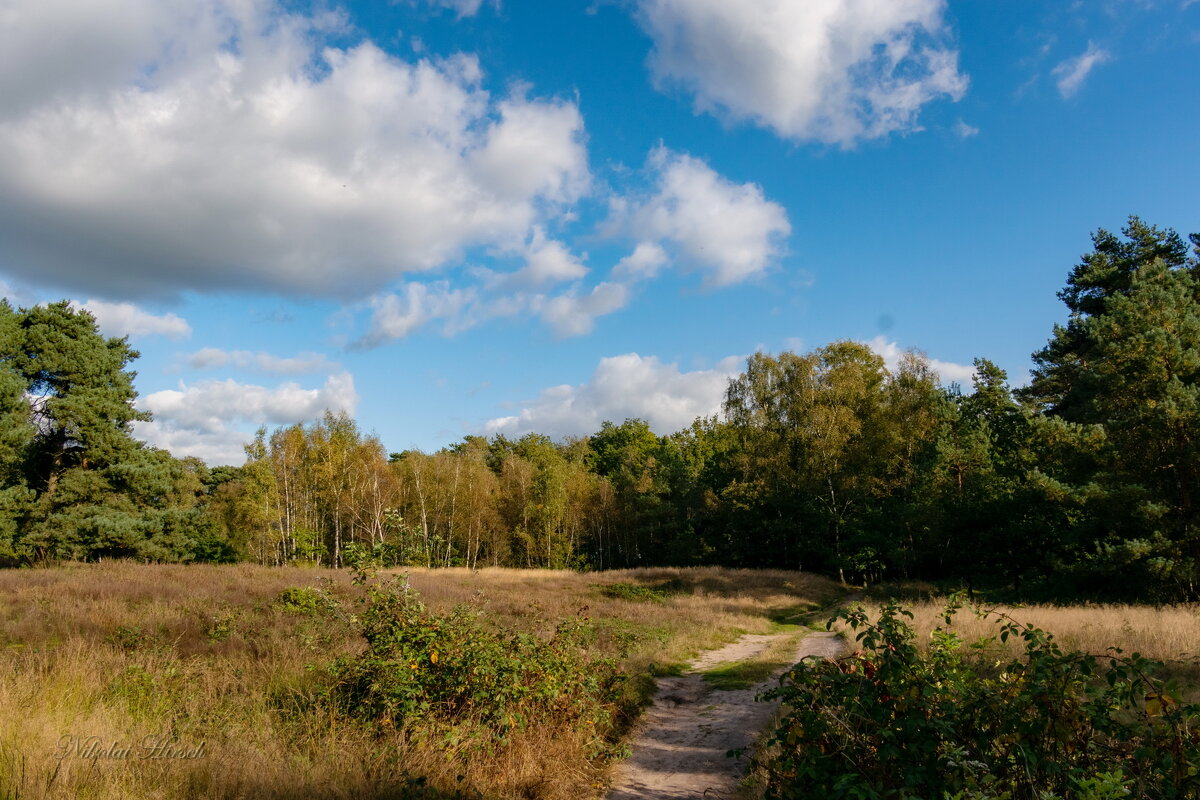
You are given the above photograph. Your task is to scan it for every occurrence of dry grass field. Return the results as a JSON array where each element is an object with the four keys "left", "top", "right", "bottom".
[
  {"left": 0, "top": 563, "right": 841, "bottom": 800},
  {"left": 4, "top": 564, "right": 1196, "bottom": 800},
  {"left": 851, "top": 587, "right": 1200, "bottom": 697},
  {"left": 903, "top": 601, "right": 1200, "bottom": 663}
]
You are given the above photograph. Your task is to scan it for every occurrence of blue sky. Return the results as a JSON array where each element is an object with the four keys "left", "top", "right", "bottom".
[{"left": 1, "top": 0, "right": 1197, "bottom": 464}]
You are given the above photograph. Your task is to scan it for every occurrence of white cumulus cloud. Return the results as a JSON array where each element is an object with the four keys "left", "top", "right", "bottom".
[
  {"left": 484, "top": 352, "right": 741, "bottom": 438},
  {"left": 537, "top": 282, "right": 630, "bottom": 338},
  {"left": 491, "top": 228, "right": 589, "bottom": 290},
  {"left": 80, "top": 299, "right": 191, "bottom": 340},
  {"left": 342, "top": 141, "right": 795, "bottom": 348},
  {"left": 613, "top": 242, "right": 669, "bottom": 282},
  {"left": 953, "top": 119, "right": 980, "bottom": 139},
  {"left": 350, "top": 145, "right": 793, "bottom": 346},
  {"left": 353, "top": 282, "right": 478, "bottom": 349},
  {"left": 133, "top": 423, "right": 253, "bottom": 468},
  {"left": 135, "top": 372, "right": 359, "bottom": 465},
  {"left": 353, "top": 273, "right": 630, "bottom": 346},
  {"left": 0, "top": 0, "right": 587, "bottom": 299},
  {"left": 616, "top": 149, "right": 791, "bottom": 287},
  {"left": 1052, "top": 42, "right": 1111, "bottom": 98},
  {"left": 633, "top": 0, "right": 967, "bottom": 145}
]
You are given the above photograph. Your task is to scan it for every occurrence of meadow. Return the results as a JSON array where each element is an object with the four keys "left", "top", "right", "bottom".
[
  {"left": 859, "top": 586, "right": 1200, "bottom": 696},
  {"left": 0, "top": 563, "right": 840, "bottom": 800},
  {"left": 3, "top": 565, "right": 1198, "bottom": 800}
]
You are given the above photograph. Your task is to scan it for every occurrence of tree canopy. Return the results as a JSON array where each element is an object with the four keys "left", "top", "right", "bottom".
[
  {"left": 0, "top": 301, "right": 234, "bottom": 564},
  {"left": 2, "top": 217, "right": 1198, "bottom": 601}
]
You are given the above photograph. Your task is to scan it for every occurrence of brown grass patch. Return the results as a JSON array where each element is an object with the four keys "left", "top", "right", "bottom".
[{"left": 837, "top": 596, "right": 1200, "bottom": 700}]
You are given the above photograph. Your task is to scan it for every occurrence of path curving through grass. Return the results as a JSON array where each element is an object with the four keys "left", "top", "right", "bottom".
[{"left": 606, "top": 629, "right": 845, "bottom": 800}]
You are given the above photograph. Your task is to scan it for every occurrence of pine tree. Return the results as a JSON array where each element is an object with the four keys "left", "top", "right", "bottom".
[
  {"left": 1024, "top": 218, "right": 1200, "bottom": 598},
  {"left": 0, "top": 300, "right": 230, "bottom": 562},
  {"left": 15, "top": 301, "right": 147, "bottom": 495},
  {"left": 0, "top": 301, "right": 35, "bottom": 563}
]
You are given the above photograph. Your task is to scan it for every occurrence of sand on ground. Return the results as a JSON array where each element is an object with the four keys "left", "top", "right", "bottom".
[{"left": 606, "top": 630, "right": 845, "bottom": 800}]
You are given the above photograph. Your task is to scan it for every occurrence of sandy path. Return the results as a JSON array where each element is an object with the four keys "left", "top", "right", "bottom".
[{"left": 606, "top": 630, "right": 845, "bottom": 800}]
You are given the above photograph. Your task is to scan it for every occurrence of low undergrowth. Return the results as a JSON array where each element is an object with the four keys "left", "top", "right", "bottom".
[
  {"left": 759, "top": 597, "right": 1200, "bottom": 800},
  {"left": 329, "top": 572, "right": 624, "bottom": 756},
  {"left": 597, "top": 579, "right": 687, "bottom": 603}
]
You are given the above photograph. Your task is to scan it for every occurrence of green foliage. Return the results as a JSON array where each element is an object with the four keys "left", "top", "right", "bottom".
[
  {"left": 760, "top": 599, "right": 1200, "bottom": 800},
  {"left": 342, "top": 536, "right": 430, "bottom": 570},
  {"left": 598, "top": 579, "right": 686, "bottom": 602},
  {"left": 330, "top": 576, "right": 623, "bottom": 749},
  {"left": 205, "top": 608, "right": 240, "bottom": 642},
  {"left": 107, "top": 624, "right": 150, "bottom": 652},
  {"left": 16, "top": 301, "right": 148, "bottom": 485},
  {"left": 276, "top": 585, "right": 339, "bottom": 615},
  {"left": 1, "top": 216, "right": 1194, "bottom": 606},
  {"left": 0, "top": 301, "right": 245, "bottom": 565},
  {"left": 1021, "top": 219, "right": 1200, "bottom": 598},
  {"left": 721, "top": 342, "right": 943, "bottom": 577},
  {"left": 586, "top": 418, "right": 692, "bottom": 566}
]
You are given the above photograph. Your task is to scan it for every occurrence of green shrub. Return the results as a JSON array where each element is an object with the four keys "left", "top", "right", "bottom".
[
  {"left": 107, "top": 624, "right": 148, "bottom": 651},
  {"left": 759, "top": 598, "right": 1200, "bottom": 800},
  {"left": 276, "top": 585, "right": 338, "bottom": 615},
  {"left": 330, "top": 576, "right": 622, "bottom": 750},
  {"left": 205, "top": 608, "right": 240, "bottom": 641},
  {"left": 599, "top": 579, "right": 686, "bottom": 602}
]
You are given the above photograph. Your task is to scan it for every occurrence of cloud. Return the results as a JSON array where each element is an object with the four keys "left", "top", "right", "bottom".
[
  {"left": 632, "top": 0, "right": 966, "bottom": 145},
  {"left": 537, "top": 282, "right": 630, "bottom": 337},
  {"left": 613, "top": 242, "right": 669, "bottom": 282},
  {"left": 349, "top": 146, "right": 789, "bottom": 346},
  {"left": 80, "top": 299, "right": 191, "bottom": 340},
  {"left": 0, "top": 279, "right": 39, "bottom": 309},
  {"left": 489, "top": 228, "right": 589, "bottom": 290},
  {"left": 0, "top": 0, "right": 587, "bottom": 300},
  {"left": 953, "top": 119, "right": 980, "bottom": 138},
  {"left": 1052, "top": 42, "right": 1111, "bottom": 98},
  {"left": 470, "top": 97, "right": 590, "bottom": 203},
  {"left": 864, "top": 336, "right": 976, "bottom": 385},
  {"left": 132, "top": 422, "right": 254, "bottom": 468},
  {"left": 352, "top": 282, "right": 478, "bottom": 348},
  {"left": 407, "top": 0, "right": 496, "bottom": 17},
  {"left": 135, "top": 372, "right": 359, "bottom": 465},
  {"left": 186, "top": 348, "right": 338, "bottom": 375},
  {"left": 615, "top": 149, "right": 791, "bottom": 287},
  {"left": 484, "top": 352, "right": 741, "bottom": 438},
  {"left": 353, "top": 273, "right": 630, "bottom": 346}
]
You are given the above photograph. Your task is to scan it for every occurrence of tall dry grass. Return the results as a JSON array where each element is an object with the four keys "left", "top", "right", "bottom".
[
  {"left": 900, "top": 601, "right": 1200, "bottom": 663},
  {"left": 840, "top": 593, "right": 1200, "bottom": 697},
  {"left": 0, "top": 562, "right": 841, "bottom": 800}
]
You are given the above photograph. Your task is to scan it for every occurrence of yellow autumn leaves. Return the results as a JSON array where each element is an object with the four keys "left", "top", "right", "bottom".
[{"left": 407, "top": 652, "right": 439, "bottom": 670}]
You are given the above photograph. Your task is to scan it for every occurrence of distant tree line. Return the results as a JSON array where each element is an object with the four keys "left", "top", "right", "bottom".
[{"left": 1, "top": 217, "right": 1197, "bottom": 600}]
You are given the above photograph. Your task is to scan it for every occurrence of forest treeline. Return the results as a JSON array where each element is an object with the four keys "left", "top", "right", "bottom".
[{"left": 0, "top": 218, "right": 1197, "bottom": 601}]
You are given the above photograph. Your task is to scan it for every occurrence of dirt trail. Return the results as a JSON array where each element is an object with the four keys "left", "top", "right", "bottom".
[{"left": 606, "top": 630, "right": 845, "bottom": 800}]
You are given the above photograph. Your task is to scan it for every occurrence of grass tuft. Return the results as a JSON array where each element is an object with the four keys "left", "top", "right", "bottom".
[{"left": 700, "top": 632, "right": 808, "bottom": 690}]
